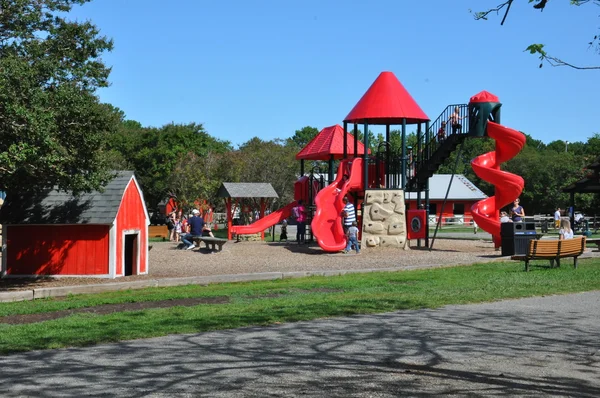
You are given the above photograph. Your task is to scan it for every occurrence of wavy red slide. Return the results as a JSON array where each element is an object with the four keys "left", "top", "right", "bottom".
[
  {"left": 231, "top": 201, "right": 298, "bottom": 235},
  {"left": 311, "top": 158, "right": 364, "bottom": 252},
  {"left": 471, "top": 121, "right": 526, "bottom": 241}
]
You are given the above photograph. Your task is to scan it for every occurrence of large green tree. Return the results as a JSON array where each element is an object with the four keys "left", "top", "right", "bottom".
[
  {"left": 473, "top": 0, "right": 600, "bottom": 69},
  {"left": 237, "top": 137, "right": 299, "bottom": 208},
  {"left": 0, "top": 0, "right": 119, "bottom": 195},
  {"left": 107, "top": 122, "right": 231, "bottom": 209},
  {"left": 289, "top": 126, "right": 319, "bottom": 148}
]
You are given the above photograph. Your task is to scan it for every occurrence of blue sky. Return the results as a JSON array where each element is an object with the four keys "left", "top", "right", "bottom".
[{"left": 70, "top": 0, "right": 599, "bottom": 147}]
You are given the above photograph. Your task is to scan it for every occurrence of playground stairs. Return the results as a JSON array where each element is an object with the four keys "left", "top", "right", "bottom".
[{"left": 407, "top": 104, "right": 469, "bottom": 191}]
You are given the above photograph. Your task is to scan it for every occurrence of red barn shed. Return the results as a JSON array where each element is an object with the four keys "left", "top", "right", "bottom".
[{"left": 0, "top": 171, "right": 149, "bottom": 278}]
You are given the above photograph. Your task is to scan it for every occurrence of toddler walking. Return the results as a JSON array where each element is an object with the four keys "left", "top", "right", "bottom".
[
  {"left": 344, "top": 221, "right": 360, "bottom": 254},
  {"left": 280, "top": 219, "right": 288, "bottom": 241},
  {"left": 174, "top": 216, "right": 182, "bottom": 242}
]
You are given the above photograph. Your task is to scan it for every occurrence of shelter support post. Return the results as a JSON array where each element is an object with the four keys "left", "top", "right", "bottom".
[
  {"left": 260, "top": 198, "right": 266, "bottom": 240},
  {"left": 226, "top": 198, "right": 232, "bottom": 240},
  {"left": 570, "top": 191, "right": 575, "bottom": 226}
]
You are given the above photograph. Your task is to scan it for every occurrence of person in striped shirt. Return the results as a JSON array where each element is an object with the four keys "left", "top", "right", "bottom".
[{"left": 342, "top": 196, "right": 356, "bottom": 233}]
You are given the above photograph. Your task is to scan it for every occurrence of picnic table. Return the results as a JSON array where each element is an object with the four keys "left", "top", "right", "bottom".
[{"left": 192, "top": 236, "right": 227, "bottom": 252}]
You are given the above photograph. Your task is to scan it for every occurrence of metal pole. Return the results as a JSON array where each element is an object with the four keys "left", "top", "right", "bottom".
[
  {"left": 343, "top": 121, "right": 348, "bottom": 159},
  {"left": 363, "top": 123, "right": 369, "bottom": 191},
  {"left": 425, "top": 120, "right": 430, "bottom": 248},
  {"left": 416, "top": 122, "right": 422, "bottom": 248},
  {"left": 328, "top": 155, "right": 334, "bottom": 184},
  {"left": 401, "top": 119, "right": 406, "bottom": 190},
  {"left": 385, "top": 124, "right": 390, "bottom": 188},
  {"left": 354, "top": 123, "right": 359, "bottom": 158}
]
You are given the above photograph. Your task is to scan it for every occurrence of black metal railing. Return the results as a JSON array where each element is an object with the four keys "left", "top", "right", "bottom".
[{"left": 408, "top": 103, "right": 470, "bottom": 190}]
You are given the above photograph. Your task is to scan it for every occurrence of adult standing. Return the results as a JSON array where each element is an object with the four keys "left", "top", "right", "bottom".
[
  {"left": 554, "top": 207, "right": 561, "bottom": 229},
  {"left": 511, "top": 198, "right": 525, "bottom": 222},
  {"left": 181, "top": 209, "right": 204, "bottom": 250},
  {"left": 166, "top": 210, "right": 177, "bottom": 242},
  {"left": 342, "top": 196, "right": 356, "bottom": 233},
  {"left": 295, "top": 200, "right": 307, "bottom": 244}
]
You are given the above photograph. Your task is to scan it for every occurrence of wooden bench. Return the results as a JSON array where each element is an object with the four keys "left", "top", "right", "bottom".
[
  {"left": 511, "top": 237, "right": 586, "bottom": 272},
  {"left": 192, "top": 236, "right": 227, "bottom": 252},
  {"left": 149, "top": 225, "right": 169, "bottom": 240}
]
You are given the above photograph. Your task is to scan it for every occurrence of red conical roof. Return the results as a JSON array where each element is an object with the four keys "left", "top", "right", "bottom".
[
  {"left": 344, "top": 71, "right": 429, "bottom": 124},
  {"left": 469, "top": 90, "right": 500, "bottom": 103},
  {"left": 295, "top": 124, "right": 370, "bottom": 161}
]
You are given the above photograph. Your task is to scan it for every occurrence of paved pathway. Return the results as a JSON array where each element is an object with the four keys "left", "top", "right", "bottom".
[{"left": 0, "top": 292, "right": 599, "bottom": 397}]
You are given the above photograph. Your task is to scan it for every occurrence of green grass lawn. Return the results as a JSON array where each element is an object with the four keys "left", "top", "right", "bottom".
[{"left": 1, "top": 259, "right": 600, "bottom": 354}]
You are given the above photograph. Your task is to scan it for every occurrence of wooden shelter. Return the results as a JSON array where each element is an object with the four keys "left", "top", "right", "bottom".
[
  {"left": 563, "top": 156, "right": 600, "bottom": 218},
  {"left": 217, "top": 183, "right": 279, "bottom": 240},
  {"left": 0, "top": 171, "right": 149, "bottom": 278}
]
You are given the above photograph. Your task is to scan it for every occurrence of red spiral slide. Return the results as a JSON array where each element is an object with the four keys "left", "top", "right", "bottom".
[
  {"left": 471, "top": 121, "right": 526, "bottom": 244},
  {"left": 311, "top": 158, "right": 364, "bottom": 252}
]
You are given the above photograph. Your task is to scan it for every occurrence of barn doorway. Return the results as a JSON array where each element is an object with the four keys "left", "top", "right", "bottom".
[{"left": 124, "top": 233, "right": 138, "bottom": 276}]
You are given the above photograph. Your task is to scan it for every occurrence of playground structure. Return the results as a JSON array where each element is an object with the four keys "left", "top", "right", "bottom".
[{"left": 232, "top": 71, "right": 526, "bottom": 253}]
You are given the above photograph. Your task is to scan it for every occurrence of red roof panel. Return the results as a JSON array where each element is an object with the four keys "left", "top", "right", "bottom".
[
  {"left": 470, "top": 90, "right": 500, "bottom": 103},
  {"left": 295, "top": 124, "right": 370, "bottom": 161},
  {"left": 344, "top": 71, "right": 429, "bottom": 124}
]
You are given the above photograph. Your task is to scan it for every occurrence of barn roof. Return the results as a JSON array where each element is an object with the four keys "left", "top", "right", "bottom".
[
  {"left": 0, "top": 171, "right": 137, "bottom": 225},
  {"left": 217, "top": 183, "right": 279, "bottom": 198},
  {"left": 406, "top": 175, "right": 488, "bottom": 200},
  {"left": 295, "top": 124, "right": 370, "bottom": 161},
  {"left": 344, "top": 71, "right": 429, "bottom": 125}
]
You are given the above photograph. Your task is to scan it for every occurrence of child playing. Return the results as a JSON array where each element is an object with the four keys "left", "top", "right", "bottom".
[
  {"left": 437, "top": 121, "right": 446, "bottom": 142},
  {"left": 174, "top": 216, "right": 182, "bottom": 242},
  {"left": 202, "top": 224, "right": 215, "bottom": 238},
  {"left": 280, "top": 219, "right": 288, "bottom": 241},
  {"left": 344, "top": 221, "right": 360, "bottom": 254}
]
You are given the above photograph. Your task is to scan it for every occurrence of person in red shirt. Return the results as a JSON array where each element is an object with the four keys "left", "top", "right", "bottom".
[
  {"left": 295, "top": 200, "right": 307, "bottom": 244},
  {"left": 437, "top": 121, "right": 447, "bottom": 142}
]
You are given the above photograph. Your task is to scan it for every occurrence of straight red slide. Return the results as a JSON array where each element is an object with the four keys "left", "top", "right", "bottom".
[{"left": 231, "top": 201, "right": 298, "bottom": 235}]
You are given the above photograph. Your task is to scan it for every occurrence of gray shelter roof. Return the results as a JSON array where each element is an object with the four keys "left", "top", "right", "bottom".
[
  {"left": 406, "top": 175, "right": 488, "bottom": 200},
  {"left": 217, "top": 183, "right": 279, "bottom": 199},
  {"left": 0, "top": 171, "right": 137, "bottom": 225}
]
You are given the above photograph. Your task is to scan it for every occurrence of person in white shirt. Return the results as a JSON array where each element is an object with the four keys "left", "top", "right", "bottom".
[
  {"left": 559, "top": 219, "right": 574, "bottom": 240},
  {"left": 554, "top": 208, "right": 561, "bottom": 229},
  {"left": 500, "top": 211, "right": 511, "bottom": 223}
]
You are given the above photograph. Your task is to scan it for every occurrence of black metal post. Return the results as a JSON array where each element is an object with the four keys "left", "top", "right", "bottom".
[
  {"left": 385, "top": 124, "right": 390, "bottom": 188},
  {"left": 363, "top": 122, "right": 369, "bottom": 191},
  {"left": 401, "top": 119, "right": 406, "bottom": 190},
  {"left": 343, "top": 121, "right": 348, "bottom": 160}
]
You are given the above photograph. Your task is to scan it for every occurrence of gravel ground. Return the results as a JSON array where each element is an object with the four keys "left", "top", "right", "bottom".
[{"left": 0, "top": 239, "right": 503, "bottom": 291}]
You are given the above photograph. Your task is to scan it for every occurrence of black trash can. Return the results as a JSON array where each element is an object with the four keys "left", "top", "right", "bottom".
[{"left": 501, "top": 222, "right": 537, "bottom": 256}]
